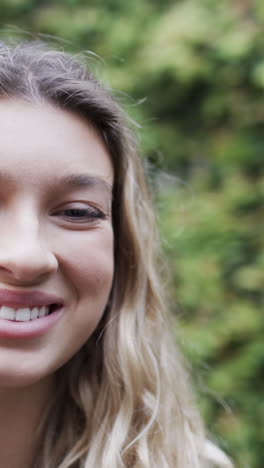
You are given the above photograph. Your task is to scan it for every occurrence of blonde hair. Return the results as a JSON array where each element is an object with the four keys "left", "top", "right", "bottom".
[{"left": 0, "top": 40, "right": 232, "bottom": 468}]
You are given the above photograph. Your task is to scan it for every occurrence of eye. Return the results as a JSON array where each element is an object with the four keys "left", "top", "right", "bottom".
[{"left": 52, "top": 205, "right": 107, "bottom": 223}]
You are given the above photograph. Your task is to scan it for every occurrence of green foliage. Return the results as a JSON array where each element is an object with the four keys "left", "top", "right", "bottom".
[
  {"left": 158, "top": 169, "right": 263, "bottom": 467},
  {"left": 0, "top": 1, "right": 263, "bottom": 466}
]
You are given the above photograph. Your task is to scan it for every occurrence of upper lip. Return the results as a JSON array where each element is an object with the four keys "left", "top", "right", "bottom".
[{"left": 0, "top": 288, "right": 64, "bottom": 308}]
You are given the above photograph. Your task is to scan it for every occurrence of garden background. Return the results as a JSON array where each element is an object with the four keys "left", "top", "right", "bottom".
[{"left": 0, "top": 1, "right": 263, "bottom": 467}]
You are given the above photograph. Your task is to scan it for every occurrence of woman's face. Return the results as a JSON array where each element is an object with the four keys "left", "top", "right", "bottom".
[{"left": 0, "top": 99, "right": 114, "bottom": 387}]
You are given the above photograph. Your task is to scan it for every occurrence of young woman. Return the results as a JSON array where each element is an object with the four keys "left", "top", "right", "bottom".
[{"left": 0, "top": 40, "right": 233, "bottom": 468}]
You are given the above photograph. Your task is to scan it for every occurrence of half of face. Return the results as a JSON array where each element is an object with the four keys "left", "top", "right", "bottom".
[{"left": 0, "top": 98, "right": 114, "bottom": 388}]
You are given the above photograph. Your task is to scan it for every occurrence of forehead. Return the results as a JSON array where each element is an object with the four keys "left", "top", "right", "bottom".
[{"left": 0, "top": 98, "right": 113, "bottom": 188}]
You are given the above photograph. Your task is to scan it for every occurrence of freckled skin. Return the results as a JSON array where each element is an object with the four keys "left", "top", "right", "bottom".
[{"left": 0, "top": 99, "right": 114, "bottom": 387}]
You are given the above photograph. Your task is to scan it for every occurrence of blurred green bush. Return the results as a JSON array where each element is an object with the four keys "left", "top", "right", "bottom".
[{"left": 0, "top": 1, "right": 263, "bottom": 466}]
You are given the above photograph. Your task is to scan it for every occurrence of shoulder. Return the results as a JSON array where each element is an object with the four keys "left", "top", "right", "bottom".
[{"left": 203, "top": 440, "right": 234, "bottom": 468}]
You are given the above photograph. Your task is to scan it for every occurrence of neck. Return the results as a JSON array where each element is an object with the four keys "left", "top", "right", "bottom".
[{"left": 0, "top": 377, "right": 54, "bottom": 468}]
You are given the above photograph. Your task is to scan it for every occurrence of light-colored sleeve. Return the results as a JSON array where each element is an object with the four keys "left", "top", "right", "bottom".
[{"left": 203, "top": 440, "right": 234, "bottom": 468}]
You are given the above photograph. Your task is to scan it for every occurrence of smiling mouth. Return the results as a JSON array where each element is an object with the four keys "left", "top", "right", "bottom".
[{"left": 0, "top": 304, "right": 61, "bottom": 322}]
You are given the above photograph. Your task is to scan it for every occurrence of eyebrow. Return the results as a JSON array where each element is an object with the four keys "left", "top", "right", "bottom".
[
  {"left": 55, "top": 173, "right": 113, "bottom": 194},
  {"left": 0, "top": 171, "right": 113, "bottom": 196}
]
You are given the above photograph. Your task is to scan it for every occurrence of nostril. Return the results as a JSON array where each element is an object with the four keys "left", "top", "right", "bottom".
[{"left": 0, "top": 267, "right": 11, "bottom": 274}]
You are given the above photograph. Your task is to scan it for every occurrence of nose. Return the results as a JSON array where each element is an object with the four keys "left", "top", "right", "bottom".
[{"left": 0, "top": 213, "right": 58, "bottom": 284}]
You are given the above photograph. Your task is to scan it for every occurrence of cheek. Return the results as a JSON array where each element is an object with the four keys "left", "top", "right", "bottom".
[
  {"left": 56, "top": 228, "right": 114, "bottom": 303},
  {"left": 40, "top": 228, "right": 114, "bottom": 372},
  {"left": 75, "top": 250, "right": 114, "bottom": 299}
]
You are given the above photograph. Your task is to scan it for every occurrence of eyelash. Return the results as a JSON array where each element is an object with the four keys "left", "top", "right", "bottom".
[{"left": 55, "top": 207, "right": 107, "bottom": 222}]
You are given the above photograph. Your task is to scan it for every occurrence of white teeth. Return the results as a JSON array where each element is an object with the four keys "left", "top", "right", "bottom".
[
  {"left": 39, "top": 306, "right": 47, "bottom": 317},
  {"left": 15, "top": 308, "right": 31, "bottom": 322},
  {"left": 30, "top": 307, "right": 39, "bottom": 320},
  {"left": 0, "top": 306, "right": 15, "bottom": 320},
  {"left": 0, "top": 305, "right": 50, "bottom": 322}
]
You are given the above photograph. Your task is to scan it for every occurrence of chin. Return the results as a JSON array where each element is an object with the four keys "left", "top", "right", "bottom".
[
  {"left": 0, "top": 366, "right": 53, "bottom": 389},
  {"left": 0, "top": 351, "right": 59, "bottom": 389}
]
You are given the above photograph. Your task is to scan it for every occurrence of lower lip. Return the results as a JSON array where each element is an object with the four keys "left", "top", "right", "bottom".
[{"left": 0, "top": 307, "right": 64, "bottom": 339}]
